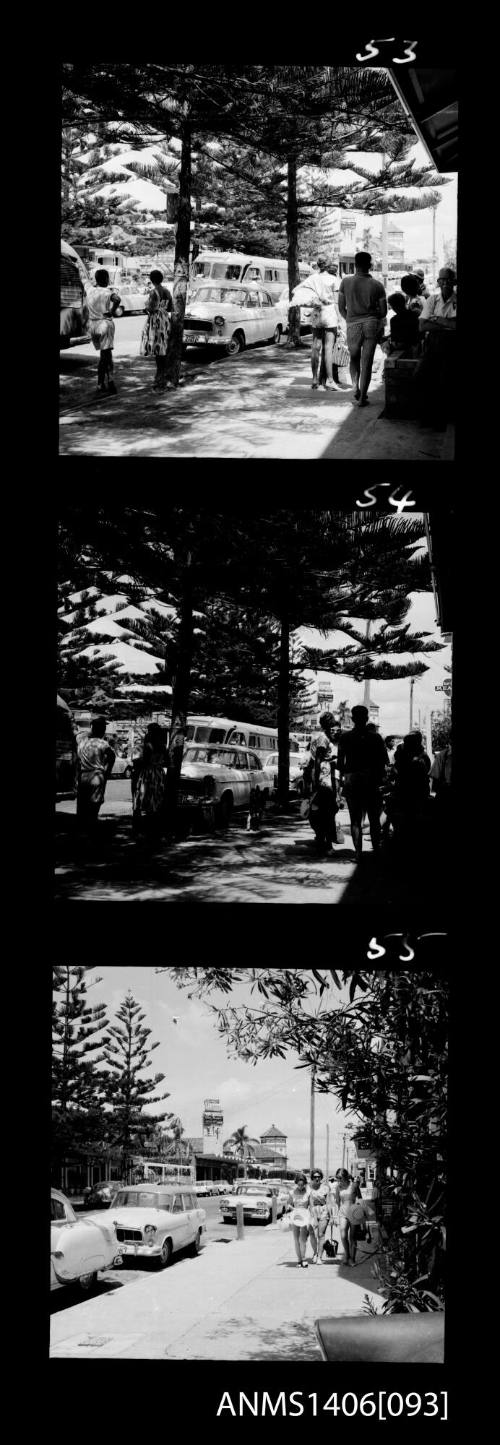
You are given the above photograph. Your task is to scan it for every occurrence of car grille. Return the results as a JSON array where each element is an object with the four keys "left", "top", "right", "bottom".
[
  {"left": 116, "top": 1227, "right": 143, "bottom": 1242},
  {"left": 184, "top": 318, "right": 213, "bottom": 333}
]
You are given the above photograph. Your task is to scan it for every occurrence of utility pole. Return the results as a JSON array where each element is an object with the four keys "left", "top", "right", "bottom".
[
  {"left": 381, "top": 210, "right": 389, "bottom": 289},
  {"left": 432, "top": 205, "right": 437, "bottom": 286},
  {"left": 326, "top": 1123, "right": 330, "bottom": 1182},
  {"left": 363, "top": 621, "right": 372, "bottom": 713},
  {"left": 310, "top": 1069, "right": 316, "bottom": 1173},
  {"left": 409, "top": 677, "right": 415, "bottom": 731}
]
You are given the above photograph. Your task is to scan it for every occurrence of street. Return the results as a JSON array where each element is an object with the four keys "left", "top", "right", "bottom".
[
  {"left": 59, "top": 316, "right": 450, "bottom": 460},
  {"left": 51, "top": 1195, "right": 242, "bottom": 1312}
]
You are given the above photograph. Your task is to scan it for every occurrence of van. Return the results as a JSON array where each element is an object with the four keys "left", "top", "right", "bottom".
[
  {"left": 60, "top": 240, "right": 90, "bottom": 347},
  {"left": 190, "top": 252, "right": 311, "bottom": 302},
  {"left": 56, "top": 695, "right": 78, "bottom": 798}
]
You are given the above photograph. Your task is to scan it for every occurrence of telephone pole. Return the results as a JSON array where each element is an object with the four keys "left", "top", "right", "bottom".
[
  {"left": 310, "top": 1069, "right": 316, "bottom": 1173},
  {"left": 409, "top": 677, "right": 415, "bottom": 731}
]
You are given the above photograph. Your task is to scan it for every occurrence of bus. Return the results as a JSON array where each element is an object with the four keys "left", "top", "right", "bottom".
[
  {"left": 185, "top": 715, "right": 301, "bottom": 759},
  {"left": 190, "top": 252, "right": 312, "bottom": 302},
  {"left": 60, "top": 240, "right": 89, "bottom": 347},
  {"left": 139, "top": 1162, "right": 196, "bottom": 1186}
]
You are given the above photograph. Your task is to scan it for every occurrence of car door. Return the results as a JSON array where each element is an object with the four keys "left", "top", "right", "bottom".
[
  {"left": 242, "top": 289, "right": 260, "bottom": 343},
  {"left": 233, "top": 749, "right": 253, "bottom": 805},
  {"left": 257, "top": 289, "right": 277, "bottom": 341},
  {"left": 170, "top": 1192, "right": 190, "bottom": 1251},
  {"left": 183, "top": 1191, "right": 200, "bottom": 1243}
]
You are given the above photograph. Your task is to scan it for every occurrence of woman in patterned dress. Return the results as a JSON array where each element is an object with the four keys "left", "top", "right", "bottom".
[
  {"left": 131, "top": 724, "right": 169, "bottom": 835},
  {"left": 139, "top": 269, "right": 173, "bottom": 390}
]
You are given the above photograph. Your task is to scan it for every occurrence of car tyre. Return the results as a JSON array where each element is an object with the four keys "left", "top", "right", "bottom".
[
  {"left": 158, "top": 1237, "right": 173, "bottom": 1268},
  {"left": 190, "top": 1230, "right": 202, "bottom": 1257},
  {"left": 79, "top": 1271, "right": 98, "bottom": 1291},
  {"left": 226, "top": 331, "right": 244, "bottom": 356},
  {"left": 216, "top": 792, "right": 233, "bottom": 828},
  {"left": 273, "top": 325, "right": 283, "bottom": 345}
]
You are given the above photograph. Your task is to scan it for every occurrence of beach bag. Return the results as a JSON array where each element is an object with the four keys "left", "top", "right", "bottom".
[{"left": 332, "top": 337, "right": 350, "bottom": 368}]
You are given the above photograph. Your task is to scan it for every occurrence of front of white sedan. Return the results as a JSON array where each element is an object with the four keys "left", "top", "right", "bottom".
[{"left": 183, "top": 283, "right": 284, "bottom": 355}]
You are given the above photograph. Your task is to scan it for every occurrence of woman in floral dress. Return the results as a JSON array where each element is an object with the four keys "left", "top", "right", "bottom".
[
  {"left": 131, "top": 723, "right": 169, "bottom": 835},
  {"left": 139, "top": 269, "right": 173, "bottom": 390}
]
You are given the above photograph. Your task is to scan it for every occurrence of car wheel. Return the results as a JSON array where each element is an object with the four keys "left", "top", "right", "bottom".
[
  {"left": 79, "top": 1271, "right": 97, "bottom": 1291},
  {"left": 190, "top": 1230, "right": 202, "bottom": 1257},
  {"left": 216, "top": 792, "right": 233, "bottom": 828},
  {"left": 226, "top": 331, "right": 244, "bottom": 356},
  {"left": 115, "top": 305, "right": 125, "bottom": 317},
  {"left": 158, "top": 1237, "right": 173, "bottom": 1268},
  {"left": 273, "top": 325, "right": 283, "bottom": 345}
]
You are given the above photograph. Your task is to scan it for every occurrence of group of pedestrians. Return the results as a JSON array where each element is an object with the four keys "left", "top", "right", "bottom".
[
  {"left": 304, "top": 707, "right": 450, "bottom": 861},
  {"left": 292, "top": 251, "right": 387, "bottom": 407},
  {"left": 83, "top": 267, "right": 173, "bottom": 399},
  {"left": 289, "top": 1170, "right": 371, "bottom": 1269}
]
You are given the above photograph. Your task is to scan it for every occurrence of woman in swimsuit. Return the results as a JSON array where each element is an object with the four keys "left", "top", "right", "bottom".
[{"left": 335, "top": 1169, "right": 362, "bottom": 1266}]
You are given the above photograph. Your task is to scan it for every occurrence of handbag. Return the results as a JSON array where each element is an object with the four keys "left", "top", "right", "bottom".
[{"left": 323, "top": 1221, "right": 339, "bottom": 1257}]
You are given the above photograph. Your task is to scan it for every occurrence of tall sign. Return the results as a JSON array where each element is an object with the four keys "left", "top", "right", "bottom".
[{"left": 202, "top": 1098, "right": 224, "bottom": 1155}]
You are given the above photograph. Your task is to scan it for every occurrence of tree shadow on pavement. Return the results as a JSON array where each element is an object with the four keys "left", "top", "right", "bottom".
[{"left": 164, "top": 1316, "right": 323, "bottom": 1361}]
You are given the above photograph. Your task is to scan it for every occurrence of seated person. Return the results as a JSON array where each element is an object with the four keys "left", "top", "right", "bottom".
[
  {"left": 386, "top": 293, "right": 420, "bottom": 352},
  {"left": 400, "top": 273, "right": 424, "bottom": 315},
  {"left": 419, "top": 268, "right": 457, "bottom": 330}
]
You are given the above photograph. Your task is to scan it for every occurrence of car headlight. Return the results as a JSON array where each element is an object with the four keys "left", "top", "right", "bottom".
[
  {"left": 214, "top": 315, "right": 225, "bottom": 326},
  {"left": 144, "top": 1224, "right": 157, "bottom": 1239}
]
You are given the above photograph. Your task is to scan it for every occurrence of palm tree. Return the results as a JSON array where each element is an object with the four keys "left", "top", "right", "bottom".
[{"left": 223, "top": 1125, "right": 260, "bottom": 1178}]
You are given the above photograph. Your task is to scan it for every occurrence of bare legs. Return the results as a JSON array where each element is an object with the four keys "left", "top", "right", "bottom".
[
  {"left": 340, "top": 1218, "right": 355, "bottom": 1265},
  {"left": 292, "top": 1224, "right": 309, "bottom": 1265}
]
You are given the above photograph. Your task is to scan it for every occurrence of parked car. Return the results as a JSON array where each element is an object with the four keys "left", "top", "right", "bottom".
[
  {"left": 178, "top": 743, "right": 274, "bottom": 828},
  {"left": 90, "top": 1184, "right": 206, "bottom": 1267},
  {"left": 51, "top": 1187, "right": 121, "bottom": 1292},
  {"left": 263, "top": 752, "right": 309, "bottom": 796},
  {"left": 275, "top": 285, "right": 314, "bottom": 337},
  {"left": 82, "top": 1181, "right": 124, "bottom": 1208},
  {"left": 193, "top": 1181, "right": 211, "bottom": 1197},
  {"left": 114, "top": 284, "right": 150, "bottom": 316},
  {"left": 183, "top": 282, "right": 285, "bottom": 355},
  {"left": 220, "top": 1182, "right": 286, "bottom": 1224},
  {"left": 111, "top": 755, "right": 133, "bottom": 779}
]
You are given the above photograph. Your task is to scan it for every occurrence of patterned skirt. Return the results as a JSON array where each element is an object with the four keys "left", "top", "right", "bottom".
[{"left": 140, "top": 304, "right": 171, "bottom": 357}]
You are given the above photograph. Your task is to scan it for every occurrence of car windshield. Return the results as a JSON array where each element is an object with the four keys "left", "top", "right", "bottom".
[
  {"left": 192, "top": 287, "right": 248, "bottom": 306},
  {"left": 184, "top": 747, "right": 233, "bottom": 765},
  {"left": 113, "top": 1190, "right": 173, "bottom": 1209},
  {"left": 236, "top": 1185, "right": 269, "bottom": 1196},
  {"left": 265, "top": 755, "right": 278, "bottom": 766}
]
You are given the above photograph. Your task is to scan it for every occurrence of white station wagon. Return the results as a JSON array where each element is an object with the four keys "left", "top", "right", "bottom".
[
  {"left": 51, "top": 1187, "right": 121, "bottom": 1292},
  {"left": 183, "top": 282, "right": 284, "bottom": 355},
  {"left": 92, "top": 1185, "right": 206, "bottom": 1268}
]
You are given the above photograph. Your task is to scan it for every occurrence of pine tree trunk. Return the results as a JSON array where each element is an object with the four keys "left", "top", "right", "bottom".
[
  {"left": 164, "top": 550, "right": 194, "bottom": 826},
  {"left": 165, "top": 114, "right": 192, "bottom": 386},
  {"left": 277, "top": 606, "right": 291, "bottom": 806},
  {"left": 285, "top": 155, "right": 302, "bottom": 350}
]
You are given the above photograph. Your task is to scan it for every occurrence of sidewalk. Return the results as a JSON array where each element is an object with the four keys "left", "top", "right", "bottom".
[
  {"left": 50, "top": 1222, "right": 386, "bottom": 1360},
  {"left": 59, "top": 344, "right": 452, "bottom": 460}
]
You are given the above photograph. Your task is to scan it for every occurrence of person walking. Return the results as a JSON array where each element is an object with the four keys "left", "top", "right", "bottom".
[
  {"left": 308, "top": 1170, "right": 334, "bottom": 1264},
  {"left": 76, "top": 716, "right": 116, "bottom": 829},
  {"left": 337, "top": 705, "right": 388, "bottom": 860},
  {"left": 289, "top": 1173, "right": 312, "bottom": 1268},
  {"left": 308, "top": 711, "right": 339, "bottom": 855},
  {"left": 334, "top": 1169, "right": 362, "bottom": 1266},
  {"left": 83, "top": 268, "right": 122, "bottom": 397},
  {"left": 338, "top": 252, "right": 387, "bottom": 406},
  {"left": 131, "top": 723, "right": 169, "bottom": 835},
  {"left": 392, "top": 731, "right": 431, "bottom": 843},
  {"left": 293, "top": 258, "right": 343, "bottom": 391},
  {"left": 139, "top": 269, "right": 173, "bottom": 390}
]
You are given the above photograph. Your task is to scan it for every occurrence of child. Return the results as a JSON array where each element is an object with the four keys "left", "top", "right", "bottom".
[{"left": 386, "top": 292, "right": 419, "bottom": 353}]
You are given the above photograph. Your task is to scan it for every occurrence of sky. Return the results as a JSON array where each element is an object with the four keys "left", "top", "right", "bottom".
[
  {"left": 85, "top": 966, "right": 356, "bottom": 1174},
  {"left": 334, "top": 140, "right": 457, "bottom": 265},
  {"left": 298, "top": 586, "right": 451, "bottom": 742}
]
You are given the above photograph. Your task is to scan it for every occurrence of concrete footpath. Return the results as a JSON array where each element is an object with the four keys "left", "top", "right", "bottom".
[
  {"left": 50, "top": 1223, "right": 386, "bottom": 1360},
  {"left": 59, "top": 341, "right": 452, "bottom": 460}
]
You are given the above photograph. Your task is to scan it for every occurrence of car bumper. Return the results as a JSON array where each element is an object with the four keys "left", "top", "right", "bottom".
[
  {"left": 221, "top": 1210, "right": 271, "bottom": 1222},
  {"left": 184, "top": 334, "right": 226, "bottom": 346}
]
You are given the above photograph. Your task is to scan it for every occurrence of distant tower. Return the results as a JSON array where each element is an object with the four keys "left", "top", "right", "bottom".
[{"left": 202, "top": 1098, "right": 224, "bottom": 1156}]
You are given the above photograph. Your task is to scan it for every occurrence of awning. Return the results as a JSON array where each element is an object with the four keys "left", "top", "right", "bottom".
[{"left": 388, "top": 69, "right": 458, "bottom": 173}]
